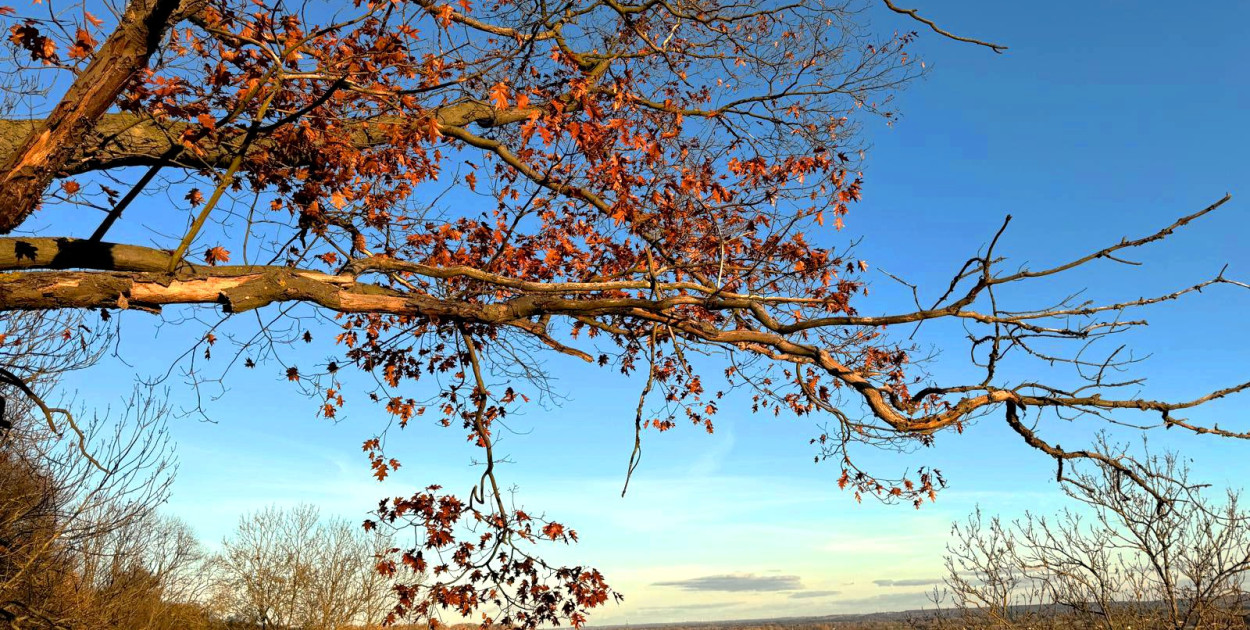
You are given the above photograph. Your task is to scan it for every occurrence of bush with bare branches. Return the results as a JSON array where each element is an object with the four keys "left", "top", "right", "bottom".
[
  {"left": 0, "top": 311, "right": 203, "bottom": 630},
  {"left": 212, "top": 504, "right": 396, "bottom": 630},
  {"left": 940, "top": 439, "right": 1250, "bottom": 629}
]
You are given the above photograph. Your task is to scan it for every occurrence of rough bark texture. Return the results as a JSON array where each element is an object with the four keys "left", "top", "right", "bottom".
[
  {"left": 0, "top": 0, "right": 181, "bottom": 233},
  {"left": 0, "top": 101, "right": 541, "bottom": 180},
  {"left": 0, "top": 115, "right": 204, "bottom": 177}
]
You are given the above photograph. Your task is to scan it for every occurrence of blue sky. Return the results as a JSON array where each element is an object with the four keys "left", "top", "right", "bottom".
[{"left": 53, "top": 1, "right": 1250, "bottom": 624}]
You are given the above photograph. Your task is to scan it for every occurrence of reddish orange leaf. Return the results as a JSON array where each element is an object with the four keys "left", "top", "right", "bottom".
[
  {"left": 204, "top": 246, "right": 230, "bottom": 265},
  {"left": 489, "top": 81, "right": 509, "bottom": 109}
]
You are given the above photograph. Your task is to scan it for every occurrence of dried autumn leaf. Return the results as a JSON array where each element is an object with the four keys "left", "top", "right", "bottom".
[
  {"left": 542, "top": 522, "right": 565, "bottom": 540},
  {"left": 9, "top": 23, "right": 57, "bottom": 63},
  {"left": 204, "top": 246, "right": 230, "bottom": 265},
  {"left": 68, "top": 27, "right": 97, "bottom": 60},
  {"left": 489, "top": 81, "right": 509, "bottom": 109}
]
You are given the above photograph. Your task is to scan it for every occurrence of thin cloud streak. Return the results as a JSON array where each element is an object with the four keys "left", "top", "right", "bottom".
[
  {"left": 652, "top": 574, "right": 804, "bottom": 592},
  {"left": 637, "top": 603, "right": 742, "bottom": 613},
  {"left": 873, "top": 578, "right": 944, "bottom": 587},
  {"left": 829, "top": 591, "right": 936, "bottom": 609},
  {"left": 788, "top": 590, "right": 842, "bottom": 599}
]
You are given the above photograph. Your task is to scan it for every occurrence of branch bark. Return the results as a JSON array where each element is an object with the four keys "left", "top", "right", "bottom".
[
  {"left": 0, "top": 0, "right": 182, "bottom": 233},
  {"left": 0, "top": 97, "right": 545, "bottom": 181}
]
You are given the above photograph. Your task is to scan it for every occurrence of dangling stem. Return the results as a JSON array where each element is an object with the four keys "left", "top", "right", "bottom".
[{"left": 460, "top": 324, "right": 507, "bottom": 519}]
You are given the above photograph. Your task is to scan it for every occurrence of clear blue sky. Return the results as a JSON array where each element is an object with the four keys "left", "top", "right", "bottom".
[{"left": 57, "top": 1, "right": 1250, "bottom": 624}]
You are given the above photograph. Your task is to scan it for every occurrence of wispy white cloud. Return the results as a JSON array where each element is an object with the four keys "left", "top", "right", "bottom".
[
  {"left": 636, "top": 602, "right": 743, "bottom": 613},
  {"left": 686, "top": 427, "right": 736, "bottom": 477},
  {"left": 653, "top": 574, "right": 803, "bottom": 592},
  {"left": 873, "top": 578, "right": 944, "bottom": 587},
  {"left": 788, "top": 590, "right": 841, "bottom": 599},
  {"left": 827, "top": 590, "right": 936, "bottom": 610}
]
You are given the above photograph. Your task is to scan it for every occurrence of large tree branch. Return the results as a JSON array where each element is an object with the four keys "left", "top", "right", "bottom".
[
  {"left": 0, "top": 260, "right": 1008, "bottom": 434},
  {"left": 0, "top": 97, "right": 546, "bottom": 179},
  {"left": 3, "top": 236, "right": 1245, "bottom": 447},
  {"left": 0, "top": 0, "right": 183, "bottom": 233}
]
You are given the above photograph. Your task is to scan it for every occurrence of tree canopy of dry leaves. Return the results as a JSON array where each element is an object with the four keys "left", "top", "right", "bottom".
[{"left": 0, "top": 0, "right": 1244, "bottom": 626}]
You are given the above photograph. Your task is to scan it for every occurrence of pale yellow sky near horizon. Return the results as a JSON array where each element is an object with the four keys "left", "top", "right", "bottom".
[{"left": 166, "top": 426, "right": 1067, "bottom": 625}]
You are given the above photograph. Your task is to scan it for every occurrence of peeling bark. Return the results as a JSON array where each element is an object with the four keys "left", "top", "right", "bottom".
[
  {"left": 0, "top": 267, "right": 516, "bottom": 319},
  {"left": 0, "top": 115, "right": 207, "bottom": 177},
  {"left": 0, "top": 0, "right": 182, "bottom": 233}
]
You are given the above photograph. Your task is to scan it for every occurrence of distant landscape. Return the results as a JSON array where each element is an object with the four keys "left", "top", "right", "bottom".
[{"left": 593, "top": 609, "right": 938, "bottom": 629}]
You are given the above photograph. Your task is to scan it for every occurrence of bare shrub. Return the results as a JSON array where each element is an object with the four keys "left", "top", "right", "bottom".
[
  {"left": 0, "top": 311, "right": 197, "bottom": 630},
  {"left": 212, "top": 504, "right": 395, "bottom": 630},
  {"left": 942, "top": 438, "right": 1250, "bottom": 629}
]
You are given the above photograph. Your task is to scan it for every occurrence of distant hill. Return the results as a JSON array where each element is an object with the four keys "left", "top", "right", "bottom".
[
  {"left": 591, "top": 608, "right": 940, "bottom": 630},
  {"left": 590, "top": 599, "right": 1250, "bottom": 630}
]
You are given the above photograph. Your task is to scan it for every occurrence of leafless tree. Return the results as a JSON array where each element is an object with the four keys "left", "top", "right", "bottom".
[
  {"left": 305, "top": 517, "right": 396, "bottom": 630},
  {"left": 212, "top": 504, "right": 396, "bottom": 630},
  {"left": 941, "top": 508, "right": 1049, "bottom": 628},
  {"left": 0, "top": 310, "right": 182, "bottom": 630},
  {"left": 942, "top": 438, "right": 1250, "bottom": 629},
  {"left": 1011, "top": 506, "right": 1131, "bottom": 629},
  {"left": 71, "top": 512, "right": 209, "bottom": 630}
]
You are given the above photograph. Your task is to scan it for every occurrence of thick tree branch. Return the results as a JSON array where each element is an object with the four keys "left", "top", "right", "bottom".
[
  {"left": 5, "top": 237, "right": 1242, "bottom": 449},
  {"left": 0, "top": 0, "right": 182, "bottom": 233},
  {"left": 0, "top": 98, "right": 546, "bottom": 179}
]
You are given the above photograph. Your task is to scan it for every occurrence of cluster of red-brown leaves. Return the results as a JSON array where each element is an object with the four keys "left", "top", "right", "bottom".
[
  {"left": 367, "top": 486, "right": 615, "bottom": 629},
  {"left": 3, "top": 0, "right": 928, "bottom": 626},
  {"left": 4, "top": 3, "right": 101, "bottom": 65}
]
